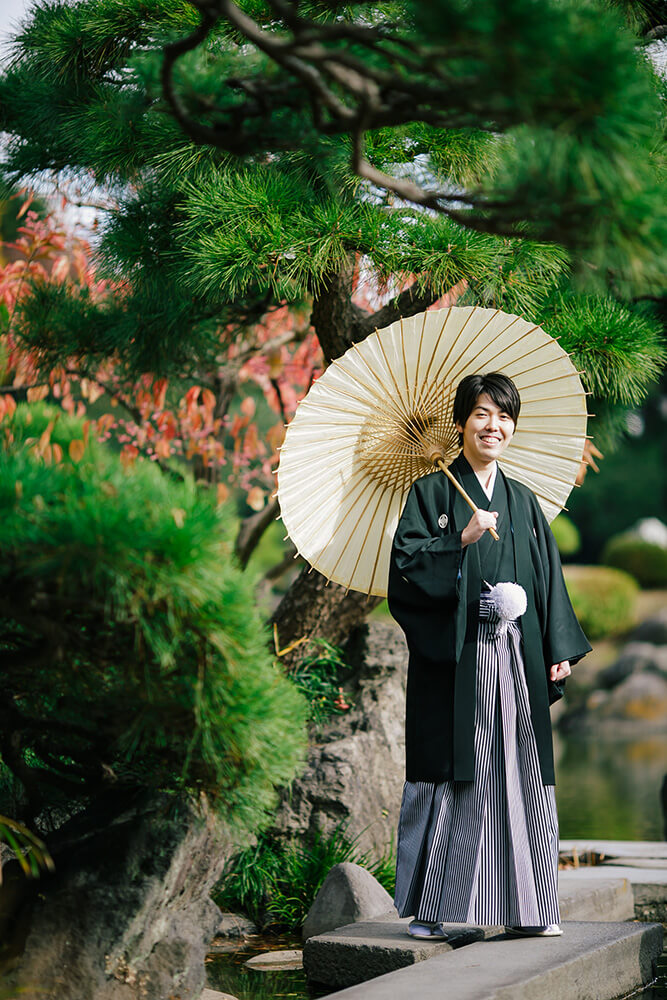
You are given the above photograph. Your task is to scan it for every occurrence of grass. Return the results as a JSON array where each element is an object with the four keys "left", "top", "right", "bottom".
[{"left": 213, "top": 821, "right": 396, "bottom": 931}]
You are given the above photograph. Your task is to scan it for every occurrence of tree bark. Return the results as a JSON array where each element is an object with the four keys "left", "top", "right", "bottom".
[{"left": 272, "top": 565, "right": 381, "bottom": 669}]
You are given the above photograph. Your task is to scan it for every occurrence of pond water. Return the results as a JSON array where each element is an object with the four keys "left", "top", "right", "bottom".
[
  {"left": 556, "top": 730, "right": 667, "bottom": 840},
  {"left": 205, "top": 936, "right": 329, "bottom": 1000}
]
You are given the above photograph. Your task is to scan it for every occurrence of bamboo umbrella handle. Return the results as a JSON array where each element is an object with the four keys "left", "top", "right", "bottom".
[{"left": 435, "top": 459, "right": 500, "bottom": 542}]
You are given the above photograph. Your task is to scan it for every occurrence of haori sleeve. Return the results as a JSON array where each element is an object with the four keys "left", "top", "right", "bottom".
[
  {"left": 534, "top": 499, "right": 592, "bottom": 667},
  {"left": 390, "top": 478, "right": 464, "bottom": 602}
]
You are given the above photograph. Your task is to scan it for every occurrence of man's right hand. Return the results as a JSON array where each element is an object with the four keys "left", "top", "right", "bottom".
[{"left": 461, "top": 509, "right": 498, "bottom": 547}]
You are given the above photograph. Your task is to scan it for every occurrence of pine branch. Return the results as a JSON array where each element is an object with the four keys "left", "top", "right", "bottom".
[{"left": 235, "top": 497, "right": 281, "bottom": 568}]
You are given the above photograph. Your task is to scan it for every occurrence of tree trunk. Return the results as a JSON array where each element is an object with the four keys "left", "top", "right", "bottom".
[{"left": 272, "top": 565, "right": 381, "bottom": 668}]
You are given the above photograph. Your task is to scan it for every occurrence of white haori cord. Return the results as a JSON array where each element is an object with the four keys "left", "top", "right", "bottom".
[{"left": 485, "top": 582, "right": 527, "bottom": 635}]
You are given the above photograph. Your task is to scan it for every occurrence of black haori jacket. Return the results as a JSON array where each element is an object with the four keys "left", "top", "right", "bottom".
[{"left": 388, "top": 453, "right": 591, "bottom": 785}]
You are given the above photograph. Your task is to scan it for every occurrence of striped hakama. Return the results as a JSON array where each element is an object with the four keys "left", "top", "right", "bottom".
[{"left": 394, "top": 596, "right": 560, "bottom": 927}]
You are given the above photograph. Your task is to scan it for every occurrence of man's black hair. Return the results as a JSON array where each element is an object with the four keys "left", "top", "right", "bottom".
[{"left": 453, "top": 373, "right": 521, "bottom": 445}]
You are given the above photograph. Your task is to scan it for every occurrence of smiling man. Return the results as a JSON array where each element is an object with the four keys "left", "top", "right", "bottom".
[{"left": 388, "top": 372, "right": 591, "bottom": 942}]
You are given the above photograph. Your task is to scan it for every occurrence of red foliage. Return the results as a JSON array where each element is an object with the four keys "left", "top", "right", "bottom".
[{"left": 0, "top": 203, "right": 463, "bottom": 515}]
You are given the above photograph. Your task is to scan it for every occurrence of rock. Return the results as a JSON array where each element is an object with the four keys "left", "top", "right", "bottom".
[
  {"left": 598, "top": 642, "right": 667, "bottom": 689},
  {"left": 2, "top": 793, "right": 236, "bottom": 1000},
  {"left": 595, "top": 671, "right": 667, "bottom": 724},
  {"left": 631, "top": 608, "right": 667, "bottom": 646},
  {"left": 201, "top": 991, "right": 239, "bottom": 1000},
  {"left": 214, "top": 911, "right": 258, "bottom": 939},
  {"left": 272, "top": 621, "right": 408, "bottom": 855},
  {"left": 245, "top": 949, "right": 303, "bottom": 970},
  {"left": 302, "top": 862, "right": 397, "bottom": 941}
]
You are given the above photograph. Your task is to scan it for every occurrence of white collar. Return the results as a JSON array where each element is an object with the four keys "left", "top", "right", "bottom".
[{"left": 475, "top": 462, "right": 497, "bottom": 501}]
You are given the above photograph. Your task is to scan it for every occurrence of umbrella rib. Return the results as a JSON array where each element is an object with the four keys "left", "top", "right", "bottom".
[
  {"left": 413, "top": 309, "right": 429, "bottom": 410},
  {"left": 519, "top": 412, "right": 589, "bottom": 420},
  {"left": 332, "top": 358, "right": 414, "bottom": 427},
  {"left": 416, "top": 306, "right": 482, "bottom": 412},
  {"left": 367, "top": 483, "right": 408, "bottom": 597},
  {"left": 418, "top": 306, "right": 454, "bottom": 390},
  {"left": 498, "top": 474, "right": 567, "bottom": 511},
  {"left": 509, "top": 351, "right": 574, "bottom": 379},
  {"left": 515, "top": 374, "right": 586, "bottom": 393},
  {"left": 341, "top": 482, "right": 392, "bottom": 594},
  {"left": 516, "top": 425, "right": 589, "bottom": 436},
  {"left": 440, "top": 321, "right": 538, "bottom": 396},
  {"left": 287, "top": 464, "right": 372, "bottom": 543},
  {"left": 374, "top": 330, "right": 413, "bottom": 420},
  {"left": 446, "top": 313, "right": 523, "bottom": 383},
  {"left": 326, "top": 479, "right": 387, "bottom": 584},
  {"left": 420, "top": 312, "right": 523, "bottom": 414},
  {"left": 508, "top": 441, "right": 584, "bottom": 465},
  {"left": 298, "top": 396, "right": 374, "bottom": 419},
  {"left": 500, "top": 340, "right": 559, "bottom": 375},
  {"left": 500, "top": 456, "right": 579, "bottom": 488}
]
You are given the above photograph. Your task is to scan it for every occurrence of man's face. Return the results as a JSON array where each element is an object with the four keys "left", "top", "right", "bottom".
[{"left": 456, "top": 392, "right": 515, "bottom": 465}]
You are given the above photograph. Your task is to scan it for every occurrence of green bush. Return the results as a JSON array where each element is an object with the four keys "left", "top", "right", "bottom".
[
  {"left": 551, "top": 514, "right": 581, "bottom": 557},
  {"left": 601, "top": 533, "right": 667, "bottom": 588},
  {"left": 289, "top": 639, "right": 352, "bottom": 729},
  {"left": 0, "top": 404, "right": 307, "bottom": 832},
  {"left": 563, "top": 565, "right": 639, "bottom": 640},
  {"left": 213, "top": 821, "right": 396, "bottom": 931}
]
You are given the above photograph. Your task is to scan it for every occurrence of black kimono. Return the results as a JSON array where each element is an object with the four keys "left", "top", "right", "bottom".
[
  {"left": 388, "top": 453, "right": 591, "bottom": 785},
  {"left": 389, "top": 453, "right": 591, "bottom": 926}
]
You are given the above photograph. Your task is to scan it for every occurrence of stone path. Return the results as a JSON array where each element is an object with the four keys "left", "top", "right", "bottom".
[{"left": 303, "top": 839, "right": 667, "bottom": 999}]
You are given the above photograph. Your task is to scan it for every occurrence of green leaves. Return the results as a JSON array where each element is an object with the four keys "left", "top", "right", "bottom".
[
  {"left": 0, "top": 404, "right": 308, "bottom": 831},
  {"left": 541, "top": 293, "right": 666, "bottom": 406}
]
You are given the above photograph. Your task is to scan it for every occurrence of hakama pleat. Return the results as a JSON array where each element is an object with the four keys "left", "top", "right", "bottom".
[{"left": 394, "top": 604, "right": 560, "bottom": 927}]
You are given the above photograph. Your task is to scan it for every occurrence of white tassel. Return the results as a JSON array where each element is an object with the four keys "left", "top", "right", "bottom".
[{"left": 488, "top": 581, "right": 527, "bottom": 621}]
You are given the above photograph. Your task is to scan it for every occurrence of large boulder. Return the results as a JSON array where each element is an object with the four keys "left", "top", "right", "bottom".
[
  {"left": 632, "top": 608, "right": 667, "bottom": 646},
  {"left": 272, "top": 621, "right": 408, "bottom": 855},
  {"left": 598, "top": 642, "right": 667, "bottom": 689},
  {"left": 1, "top": 794, "right": 235, "bottom": 1000},
  {"left": 587, "top": 671, "right": 667, "bottom": 727},
  {"left": 302, "top": 862, "right": 397, "bottom": 941}
]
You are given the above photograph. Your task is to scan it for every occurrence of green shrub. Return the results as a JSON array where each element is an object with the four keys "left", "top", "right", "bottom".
[
  {"left": 214, "top": 821, "right": 396, "bottom": 931},
  {"left": 288, "top": 639, "right": 352, "bottom": 729},
  {"left": 0, "top": 404, "right": 307, "bottom": 833},
  {"left": 563, "top": 565, "right": 639, "bottom": 640},
  {"left": 551, "top": 514, "right": 581, "bottom": 557},
  {"left": 601, "top": 534, "right": 667, "bottom": 588}
]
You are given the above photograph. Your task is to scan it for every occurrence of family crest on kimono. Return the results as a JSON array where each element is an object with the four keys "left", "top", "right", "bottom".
[{"left": 388, "top": 372, "right": 591, "bottom": 940}]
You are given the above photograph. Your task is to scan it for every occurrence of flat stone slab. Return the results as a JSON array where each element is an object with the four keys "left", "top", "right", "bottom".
[
  {"left": 558, "top": 876, "right": 635, "bottom": 922},
  {"left": 303, "top": 918, "right": 491, "bottom": 988},
  {"left": 245, "top": 948, "right": 303, "bottom": 970},
  {"left": 560, "top": 839, "right": 667, "bottom": 860},
  {"left": 318, "top": 921, "right": 663, "bottom": 1000},
  {"left": 559, "top": 864, "right": 667, "bottom": 921}
]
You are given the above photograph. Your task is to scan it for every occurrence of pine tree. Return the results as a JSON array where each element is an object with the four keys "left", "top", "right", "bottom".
[{"left": 0, "top": 0, "right": 664, "bottom": 663}]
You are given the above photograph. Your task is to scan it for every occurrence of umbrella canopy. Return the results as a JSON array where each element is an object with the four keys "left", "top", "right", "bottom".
[{"left": 276, "top": 306, "right": 588, "bottom": 598}]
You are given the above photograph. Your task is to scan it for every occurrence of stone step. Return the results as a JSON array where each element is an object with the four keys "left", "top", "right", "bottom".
[
  {"left": 558, "top": 874, "right": 635, "bottom": 921},
  {"left": 303, "top": 874, "right": 637, "bottom": 989},
  {"left": 559, "top": 863, "right": 667, "bottom": 922},
  {"left": 303, "top": 917, "right": 490, "bottom": 989},
  {"left": 309, "top": 921, "right": 663, "bottom": 1000}
]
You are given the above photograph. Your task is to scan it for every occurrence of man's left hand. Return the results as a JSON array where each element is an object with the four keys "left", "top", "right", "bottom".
[{"left": 550, "top": 660, "right": 571, "bottom": 682}]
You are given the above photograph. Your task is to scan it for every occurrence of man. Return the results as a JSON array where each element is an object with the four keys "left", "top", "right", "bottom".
[{"left": 388, "top": 372, "right": 591, "bottom": 939}]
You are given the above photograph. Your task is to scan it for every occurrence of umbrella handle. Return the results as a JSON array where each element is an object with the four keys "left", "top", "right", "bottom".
[{"left": 435, "top": 460, "right": 500, "bottom": 542}]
